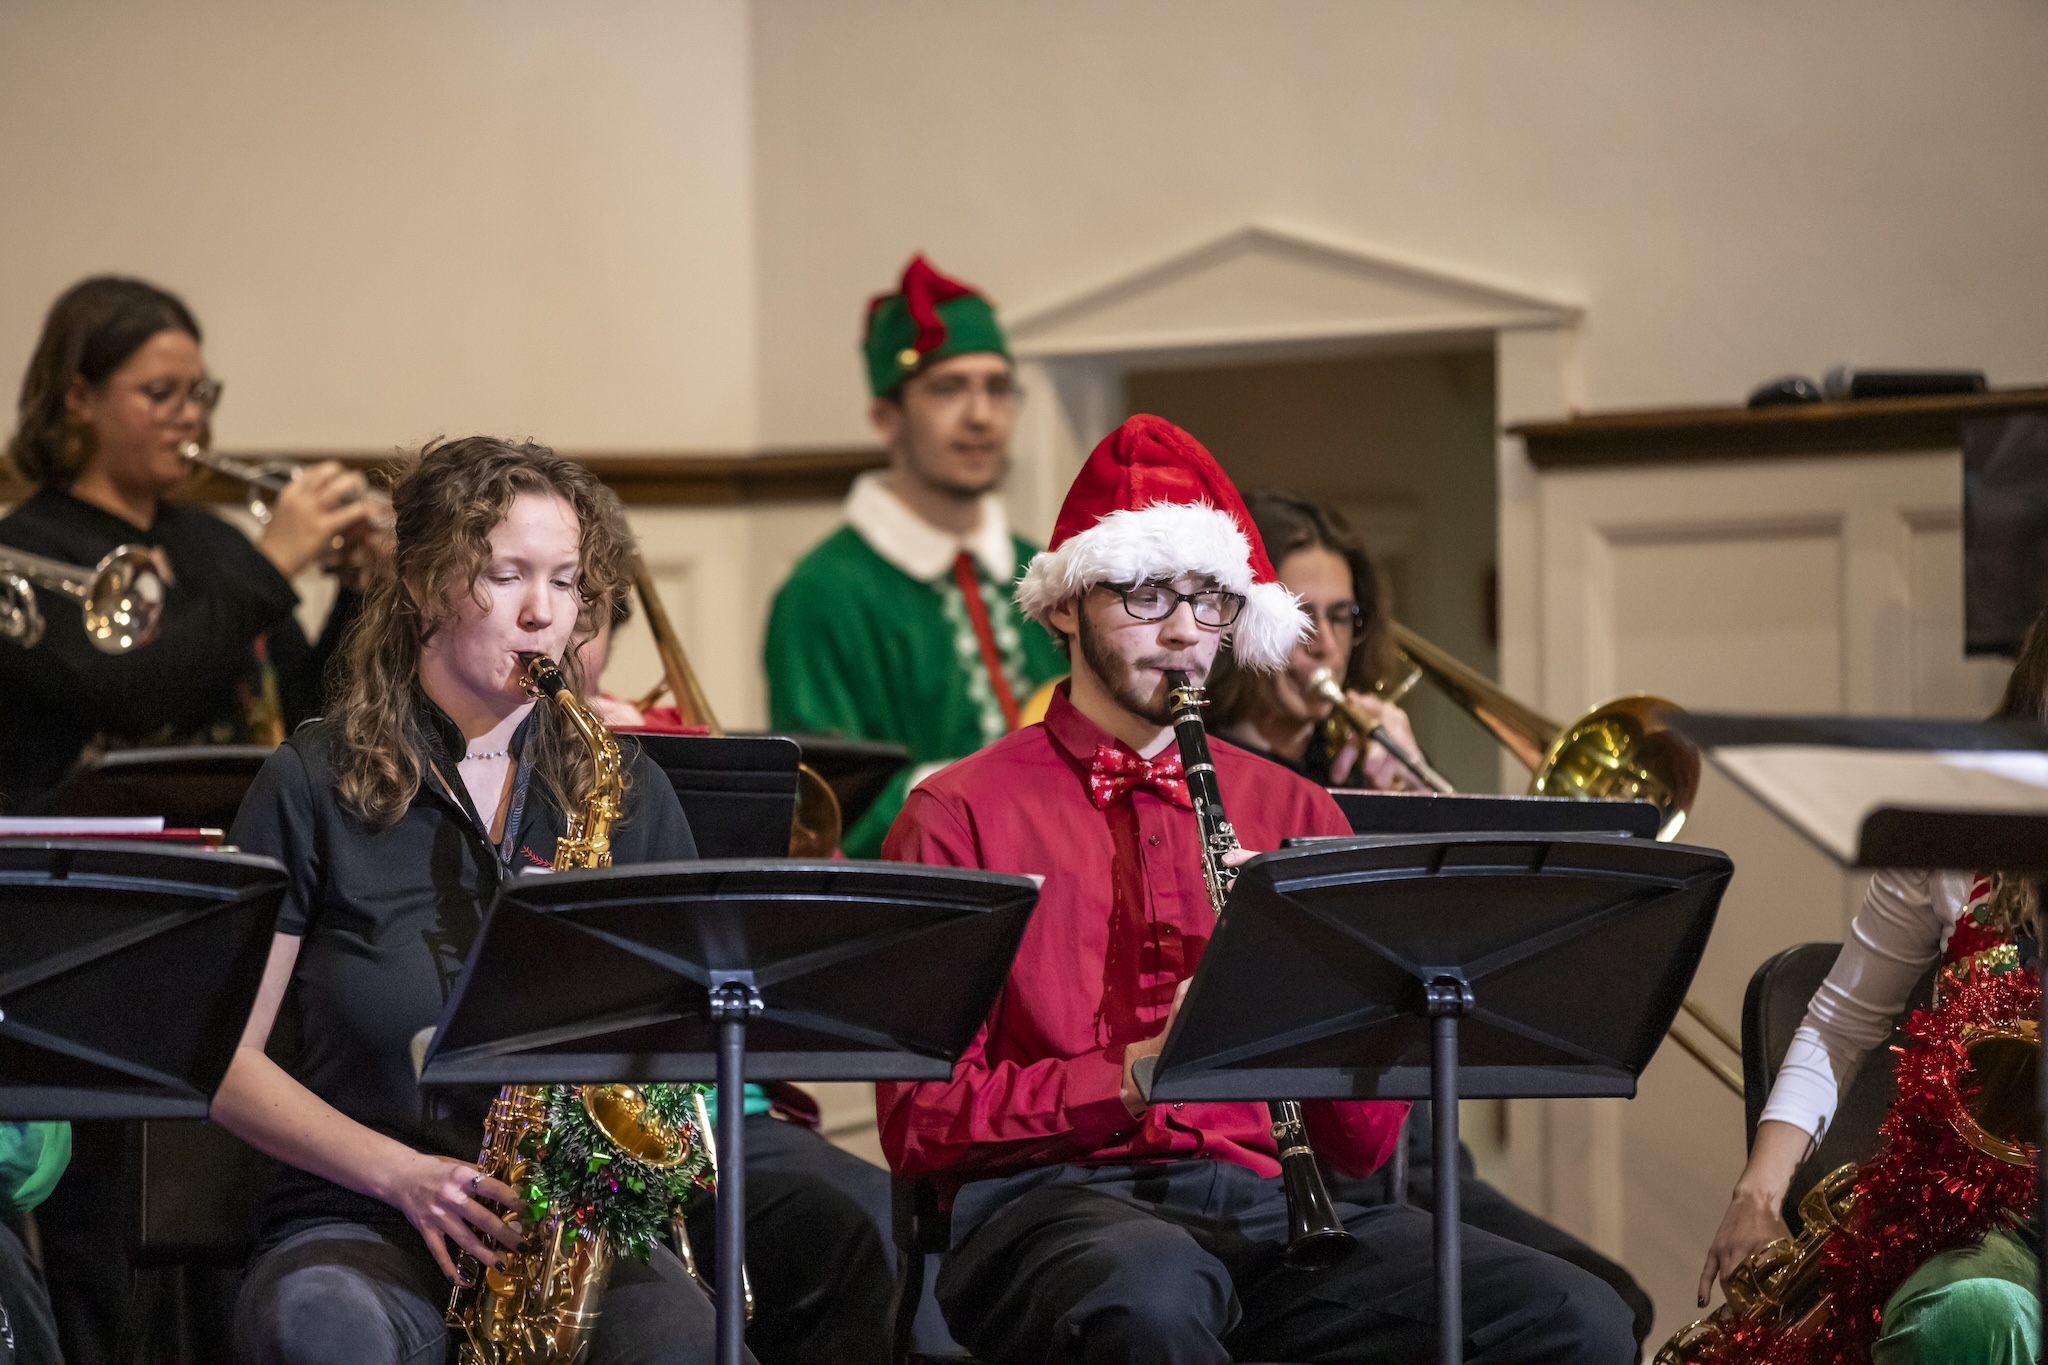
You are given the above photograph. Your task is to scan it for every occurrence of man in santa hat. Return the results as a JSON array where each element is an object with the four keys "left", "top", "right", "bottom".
[
  {"left": 876, "top": 415, "right": 1634, "bottom": 1364},
  {"left": 765, "top": 254, "right": 1067, "bottom": 858}
]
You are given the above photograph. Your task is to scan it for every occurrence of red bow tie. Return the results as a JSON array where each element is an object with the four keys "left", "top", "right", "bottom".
[{"left": 1087, "top": 744, "right": 1192, "bottom": 810}]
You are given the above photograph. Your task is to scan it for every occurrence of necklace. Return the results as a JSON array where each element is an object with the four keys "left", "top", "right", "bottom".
[{"left": 462, "top": 748, "right": 509, "bottom": 763}]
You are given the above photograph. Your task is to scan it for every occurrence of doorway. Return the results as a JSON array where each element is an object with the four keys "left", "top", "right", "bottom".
[{"left": 1125, "top": 345, "right": 1503, "bottom": 793}]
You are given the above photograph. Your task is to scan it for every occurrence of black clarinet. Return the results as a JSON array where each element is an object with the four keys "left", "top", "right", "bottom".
[{"left": 1164, "top": 670, "right": 1357, "bottom": 1270}]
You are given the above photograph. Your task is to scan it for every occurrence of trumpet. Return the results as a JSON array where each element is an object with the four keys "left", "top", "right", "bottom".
[
  {"left": 0, "top": 543, "right": 165, "bottom": 653},
  {"left": 179, "top": 441, "right": 393, "bottom": 551}
]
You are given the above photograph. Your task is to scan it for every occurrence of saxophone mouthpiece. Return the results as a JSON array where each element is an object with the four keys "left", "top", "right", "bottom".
[{"left": 520, "top": 652, "right": 565, "bottom": 699}]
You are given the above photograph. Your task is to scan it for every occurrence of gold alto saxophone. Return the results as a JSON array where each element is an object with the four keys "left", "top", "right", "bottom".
[{"left": 447, "top": 653, "right": 703, "bottom": 1365}]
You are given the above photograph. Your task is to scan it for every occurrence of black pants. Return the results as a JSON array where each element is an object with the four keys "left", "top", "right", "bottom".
[
  {"left": 1342, "top": 1107, "right": 1655, "bottom": 1351},
  {"left": 939, "top": 1160, "right": 1635, "bottom": 1365},
  {"left": 683, "top": 1114, "right": 895, "bottom": 1365},
  {"left": 236, "top": 1219, "right": 738, "bottom": 1365},
  {"left": 0, "top": 1219, "right": 62, "bottom": 1365}
]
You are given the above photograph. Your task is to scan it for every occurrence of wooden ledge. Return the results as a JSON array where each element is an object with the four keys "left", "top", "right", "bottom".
[
  {"left": 0, "top": 446, "right": 889, "bottom": 507},
  {"left": 1512, "top": 387, "right": 2048, "bottom": 468}
]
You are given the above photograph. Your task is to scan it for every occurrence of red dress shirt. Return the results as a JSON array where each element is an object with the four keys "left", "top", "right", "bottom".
[{"left": 877, "top": 684, "right": 1407, "bottom": 1200}]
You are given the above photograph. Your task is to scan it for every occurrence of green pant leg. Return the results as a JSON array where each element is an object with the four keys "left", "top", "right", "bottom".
[{"left": 1872, "top": 1227, "right": 2041, "bottom": 1365}]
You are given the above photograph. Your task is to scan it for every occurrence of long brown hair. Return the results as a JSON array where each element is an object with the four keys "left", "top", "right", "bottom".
[
  {"left": 330, "top": 437, "right": 634, "bottom": 828},
  {"left": 1207, "top": 490, "right": 1393, "bottom": 729},
  {"left": 1983, "top": 603, "right": 2048, "bottom": 937},
  {"left": 9, "top": 276, "right": 202, "bottom": 486}
]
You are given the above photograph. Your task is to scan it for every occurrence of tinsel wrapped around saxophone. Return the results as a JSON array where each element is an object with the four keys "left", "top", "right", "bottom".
[
  {"left": 447, "top": 653, "right": 713, "bottom": 1365},
  {"left": 1657, "top": 937, "right": 2039, "bottom": 1365}
]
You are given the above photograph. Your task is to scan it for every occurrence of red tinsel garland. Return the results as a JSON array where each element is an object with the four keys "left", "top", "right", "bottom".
[{"left": 1695, "top": 965, "right": 2038, "bottom": 1365}]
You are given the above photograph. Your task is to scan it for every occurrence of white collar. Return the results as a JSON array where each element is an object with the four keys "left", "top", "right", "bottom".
[{"left": 843, "top": 470, "right": 1015, "bottom": 584}]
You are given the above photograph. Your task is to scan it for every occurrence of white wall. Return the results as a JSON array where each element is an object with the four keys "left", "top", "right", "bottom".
[
  {"left": 754, "top": 0, "right": 2048, "bottom": 462},
  {"left": 0, "top": 0, "right": 758, "bottom": 452}
]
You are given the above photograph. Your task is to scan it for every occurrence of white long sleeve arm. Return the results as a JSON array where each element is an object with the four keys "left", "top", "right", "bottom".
[{"left": 1754, "top": 867, "right": 1972, "bottom": 1142}]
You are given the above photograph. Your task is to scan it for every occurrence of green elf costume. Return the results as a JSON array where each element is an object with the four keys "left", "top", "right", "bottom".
[{"left": 764, "top": 256, "right": 1066, "bottom": 857}]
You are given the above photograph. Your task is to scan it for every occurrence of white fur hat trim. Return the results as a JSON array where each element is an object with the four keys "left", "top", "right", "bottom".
[{"left": 1015, "top": 501, "right": 1308, "bottom": 671}]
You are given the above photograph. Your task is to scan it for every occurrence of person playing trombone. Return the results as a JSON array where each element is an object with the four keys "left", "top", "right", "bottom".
[{"left": 1204, "top": 490, "right": 1423, "bottom": 790}]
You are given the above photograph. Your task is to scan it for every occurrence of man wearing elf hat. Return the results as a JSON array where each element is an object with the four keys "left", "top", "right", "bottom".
[
  {"left": 876, "top": 415, "right": 1635, "bottom": 1364},
  {"left": 764, "top": 255, "right": 1067, "bottom": 858}
]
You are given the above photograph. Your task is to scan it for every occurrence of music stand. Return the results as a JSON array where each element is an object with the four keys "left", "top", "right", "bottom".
[
  {"left": 1143, "top": 833, "right": 1731, "bottom": 1365},
  {"left": 419, "top": 859, "right": 1039, "bottom": 1365},
  {"left": 633, "top": 733, "right": 801, "bottom": 858},
  {"left": 1331, "top": 789, "right": 1661, "bottom": 840},
  {"left": 29, "top": 745, "right": 273, "bottom": 830},
  {"left": 0, "top": 840, "right": 286, "bottom": 1119},
  {"left": 754, "top": 733, "right": 911, "bottom": 830}
]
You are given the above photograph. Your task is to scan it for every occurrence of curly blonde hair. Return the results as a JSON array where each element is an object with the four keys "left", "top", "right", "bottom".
[{"left": 330, "top": 437, "right": 634, "bottom": 827}]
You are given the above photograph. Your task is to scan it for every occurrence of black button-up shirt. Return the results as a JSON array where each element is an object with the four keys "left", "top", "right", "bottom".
[{"left": 229, "top": 696, "right": 695, "bottom": 1241}]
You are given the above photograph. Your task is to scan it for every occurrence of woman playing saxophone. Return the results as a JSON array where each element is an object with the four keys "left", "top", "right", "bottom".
[{"left": 211, "top": 438, "right": 735, "bottom": 1365}]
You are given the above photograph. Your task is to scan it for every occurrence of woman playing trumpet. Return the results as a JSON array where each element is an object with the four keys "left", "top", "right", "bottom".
[{"left": 0, "top": 275, "right": 390, "bottom": 809}]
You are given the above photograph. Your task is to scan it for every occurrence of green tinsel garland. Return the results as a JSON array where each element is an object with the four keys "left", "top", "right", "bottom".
[{"left": 522, "top": 1083, "right": 714, "bottom": 1262}]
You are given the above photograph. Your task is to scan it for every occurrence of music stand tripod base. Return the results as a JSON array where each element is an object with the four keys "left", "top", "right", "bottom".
[
  {"left": 1144, "top": 832, "right": 1731, "bottom": 1365},
  {"left": 419, "top": 859, "right": 1041, "bottom": 1365}
]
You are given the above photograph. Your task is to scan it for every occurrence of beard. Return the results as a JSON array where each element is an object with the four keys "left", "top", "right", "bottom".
[{"left": 1075, "top": 609, "right": 1206, "bottom": 727}]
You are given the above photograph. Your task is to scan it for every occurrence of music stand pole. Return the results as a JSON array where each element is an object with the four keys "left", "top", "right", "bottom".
[
  {"left": 711, "top": 983, "right": 762, "bottom": 1365},
  {"left": 1426, "top": 978, "right": 1473, "bottom": 1365}
]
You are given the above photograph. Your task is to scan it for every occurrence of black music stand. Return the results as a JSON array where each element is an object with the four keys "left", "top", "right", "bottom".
[
  {"left": 29, "top": 746, "right": 274, "bottom": 830},
  {"left": 1332, "top": 789, "right": 1662, "bottom": 840},
  {"left": 1325, "top": 793, "right": 1661, "bottom": 1207},
  {"left": 419, "top": 859, "right": 1039, "bottom": 1365},
  {"left": 756, "top": 733, "right": 911, "bottom": 830},
  {"left": 1143, "top": 833, "right": 1732, "bottom": 1365},
  {"left": 0, "top": 840, "right": 287, "bottom": 1119},
  {"left": 633, "top": 733, "right": 801, "bottom": 858}
]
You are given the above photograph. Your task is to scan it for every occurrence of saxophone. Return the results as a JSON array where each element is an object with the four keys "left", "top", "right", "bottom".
[
  {"left": 447, "top": 653, "right": 705, "bottom": 1365},
  {"left": 1656, "top": 942, "right": 2039, "bottom": 1364}
]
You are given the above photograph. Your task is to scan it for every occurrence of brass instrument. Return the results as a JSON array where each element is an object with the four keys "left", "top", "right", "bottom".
[
  {"left": 1656, "top": 951, "right": 2040, "bottom": 1363},
  {"left": 179, "top": 440, "right": 393, "bottom": 560},
  {"left": 448, "top": 654, "right": 710, "bottom": 1364},
  {"left": 1307, "top": 667, "right": 1452, "bottom": 793},
  {"left": 0, "top": 543, "right": 164, "bottom": 652},
  {"left": 1364, "top": 623, "right": 1744, "bottom": 1093},
  {"left": 1655, "top": 1163, "right": 1862, "bottom": 1362},
  {"left": 626, "top": 554, "right": 843, "bottom": 856},
  {"left": 1386, "top": 622, "right": 1698, "bottom": 839},
  {"left": 1164, "top": 669, "right": 1358, "bottom": 1269}
]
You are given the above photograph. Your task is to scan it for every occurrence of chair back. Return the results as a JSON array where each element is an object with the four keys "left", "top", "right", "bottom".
[
  {"left": 1740, "top": 942, "right": 1841, "bottom": 1147},
  {"left": 134, "top": 1120, "right": 277, "bottom": 1267},
  {"left": 1739, "top": 939, "right": 1942, "bottom": 1232}
]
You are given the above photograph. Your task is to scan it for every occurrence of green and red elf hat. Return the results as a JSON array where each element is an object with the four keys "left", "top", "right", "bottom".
[{"left": 863, "top": 255, "right": 1010, "bottom": 397}]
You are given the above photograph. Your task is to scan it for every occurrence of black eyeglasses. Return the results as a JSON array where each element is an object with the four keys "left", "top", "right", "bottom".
[{"left": 1105, "top": 581, "right": 1245, "bottom": 628}]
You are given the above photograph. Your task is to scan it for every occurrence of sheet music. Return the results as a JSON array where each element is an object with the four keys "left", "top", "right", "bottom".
[{"left": 1709, "top": 745, "right": 2048, "bottom": 863}]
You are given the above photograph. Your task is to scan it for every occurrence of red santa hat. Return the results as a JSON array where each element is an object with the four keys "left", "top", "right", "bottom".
[{"left": 1016, "top": 414, "right": 1309, "bottom": 670}]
